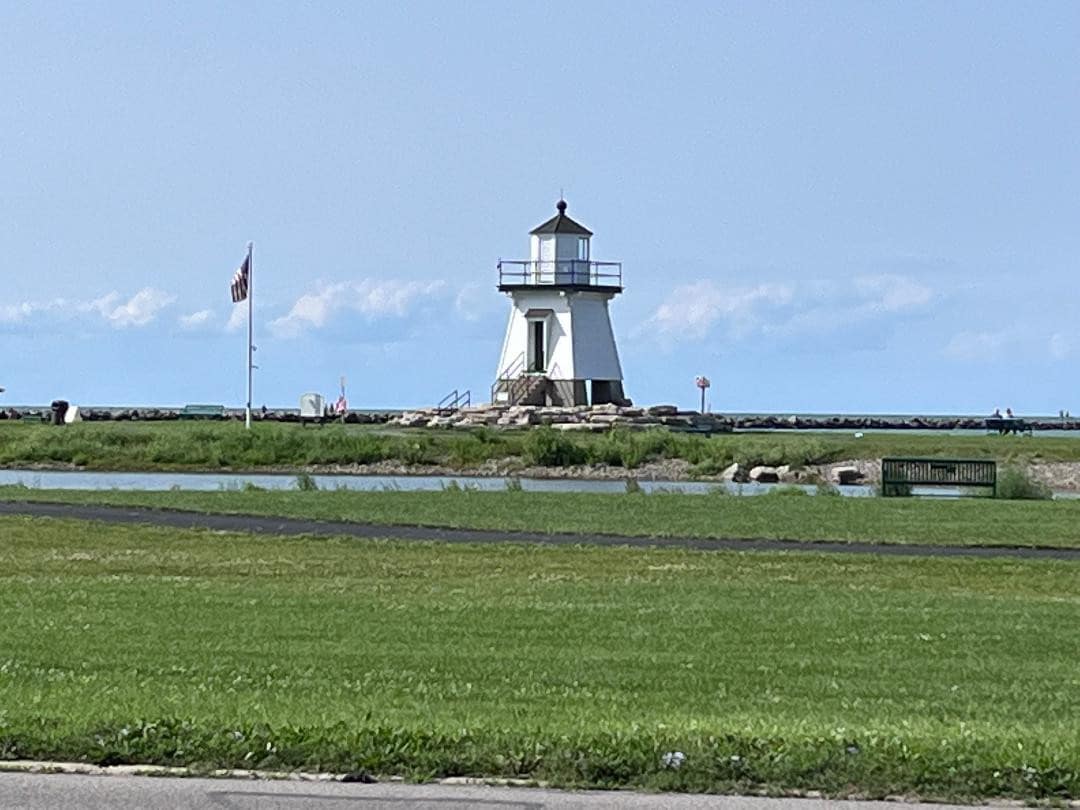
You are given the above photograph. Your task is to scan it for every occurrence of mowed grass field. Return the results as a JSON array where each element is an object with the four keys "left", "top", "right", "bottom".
[
  {"left": 1, "top": 419, "right": 1077, "bottom": 471},
  {"left": 0, "top": 515, "right": 1077, "bottom": 799},
  {"left": 4, "top": 487, "right": 1080, "bottom": 548}
]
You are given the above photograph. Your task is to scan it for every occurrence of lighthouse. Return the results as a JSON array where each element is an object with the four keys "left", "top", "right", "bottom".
[{"left": 493, "top": 200, "right": 629, "bottom": 406}]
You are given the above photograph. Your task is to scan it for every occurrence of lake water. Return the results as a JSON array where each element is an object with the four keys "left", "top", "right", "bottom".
[{"left": 0, "top": 469, "right": 876, "bottom": 497}]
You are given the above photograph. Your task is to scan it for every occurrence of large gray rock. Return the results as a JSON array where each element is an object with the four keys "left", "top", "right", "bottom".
[
  {"left": 833, "top": 465, "right": 864, "bottom": 485},
  {"left": 749, "top": 465, "right": 780, "bottom": 483},
  {"left": 777, "top": 464, "right": 808, "bottom": 483},
  {"left": 647, "top": 404, "right": 679, "bottom": 416},
  {"left": 720, "top": 463, "right": 744, "bottom": 482}
]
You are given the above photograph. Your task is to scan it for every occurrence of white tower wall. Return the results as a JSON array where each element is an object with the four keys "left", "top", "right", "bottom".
[
  {"left": 568, "top": 294, "right": 623, "bottom": 380},
  {"left": 495, "top": 290, "right": 577, "bottom": 379}
]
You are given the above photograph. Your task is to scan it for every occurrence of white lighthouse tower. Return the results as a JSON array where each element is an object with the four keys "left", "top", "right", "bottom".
[{"left": 493, "top": 200, "right": 629, "bottom": 406}]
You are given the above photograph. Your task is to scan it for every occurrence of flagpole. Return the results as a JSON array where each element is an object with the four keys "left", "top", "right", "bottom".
[{"left": 246, "top": 241, "right": 253, "bottom": 431}]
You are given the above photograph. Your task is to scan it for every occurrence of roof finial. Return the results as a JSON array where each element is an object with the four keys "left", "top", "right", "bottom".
[{"left": 556, "top": 195, "right": 567, "bottom": 214}]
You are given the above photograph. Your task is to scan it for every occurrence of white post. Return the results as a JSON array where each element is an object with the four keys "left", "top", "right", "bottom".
[{"left": 245, "top": 242, "right": 253, "bottom": 430}]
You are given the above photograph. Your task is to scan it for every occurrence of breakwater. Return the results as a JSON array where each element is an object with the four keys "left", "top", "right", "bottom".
[{"left": 2, "top": 404, "right": 1078, "bottom": 432}]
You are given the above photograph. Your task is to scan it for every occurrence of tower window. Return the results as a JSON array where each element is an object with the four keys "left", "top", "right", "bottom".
[{"left": 578, "top": 238, "right": 589, "bottom": 261}]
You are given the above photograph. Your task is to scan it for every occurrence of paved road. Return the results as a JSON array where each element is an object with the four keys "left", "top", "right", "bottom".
[
  {"left": 1, "top": 500, "right": 1077, "bottom": 560},
  {"left": 0, "top": 772, "right": 981, "bottom": 810}
]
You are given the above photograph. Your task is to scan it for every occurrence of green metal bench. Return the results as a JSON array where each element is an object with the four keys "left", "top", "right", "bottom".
[
  {"left": 881, "top": 457, "right": 996, "bottom": 497},
  {"left": 178, "top": 404, "right": 226, "bottom": 420},
  {"left": 17, "top": 413, "right": 46, "bottom": 424}
]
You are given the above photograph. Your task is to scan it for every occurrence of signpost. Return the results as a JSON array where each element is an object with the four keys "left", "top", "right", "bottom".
[{"left": 695, "top": 375, "right": 710, "bottom": 414}]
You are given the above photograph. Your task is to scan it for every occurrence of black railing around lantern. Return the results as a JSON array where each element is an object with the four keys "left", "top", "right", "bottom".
[{"left": 497, "top": 260, "right": 622, "bottom": 289}]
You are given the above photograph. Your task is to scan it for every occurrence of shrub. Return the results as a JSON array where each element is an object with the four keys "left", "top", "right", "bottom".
[
  {"left": 995, "top": 467, "right": 1052, "bottom": 500},
  {"left": 295, "top": 472, "right": 319, "bottom": 491},
  {"left": 523, "top": 427, "right": 587, "bottom": 467},
  {"left": 624, "top": 478, "right": 643, "bottom": 494},
  {"left": 815, "top": 481, "right": 842, "bottom": 497}
]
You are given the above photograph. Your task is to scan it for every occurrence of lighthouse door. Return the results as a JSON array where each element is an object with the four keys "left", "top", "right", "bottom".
[{"left": 529, "top": 320, "right": 546, "bottom": 372}]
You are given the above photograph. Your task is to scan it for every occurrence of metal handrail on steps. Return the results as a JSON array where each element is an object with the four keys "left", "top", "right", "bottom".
[
  {"left": 490, "top": 352, "right": 526, "bottom": 403},
  {"left": 436, "top": 389, "right": 471, "bottom": 415}
]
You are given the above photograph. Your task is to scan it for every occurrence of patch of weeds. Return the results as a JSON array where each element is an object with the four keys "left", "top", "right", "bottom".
[
  {"left": 624, "top": 478, "right": 643, "bottom": 494},
  {"left": 523, "top": 427, "right": 587, "bottom": 467},
  {"left": 765, "top": 485, "right": 809, "bottom": 497},
  {"left": 995, "top": 467, "right": 1053, "bottom": 500},
  {"left": 294, "top": 472, "right": 319, "bottom": 492},
  {"left": 505, "top": 477, "right": 523, "bottom": 492},
  {"left": 878, "top": 482, "right": 913, "bottom": 497}
]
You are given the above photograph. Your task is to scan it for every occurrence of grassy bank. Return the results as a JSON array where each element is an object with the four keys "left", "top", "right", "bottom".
[
  {"left": 1, "top": 420, "right": 1077, "bottom": 472},
  {"left": 4, "top": 487, "right": 1080, "bottom": 548},
  {"left": 0, "top": 516, "right": 1077, "bottom": 799}
]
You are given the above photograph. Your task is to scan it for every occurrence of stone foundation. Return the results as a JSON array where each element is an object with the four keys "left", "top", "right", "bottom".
[{"left": 389, "top": 404, "right": 733, "bottom": 431}]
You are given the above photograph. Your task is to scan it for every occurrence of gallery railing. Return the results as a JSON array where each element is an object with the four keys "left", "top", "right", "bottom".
[{"left": 497, "top": 260, "right": 622, "bottom": 288}]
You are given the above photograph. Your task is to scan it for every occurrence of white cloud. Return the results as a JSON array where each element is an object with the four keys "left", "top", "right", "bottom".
[
  {"left": 85, "top": 288, "right": 176, "bottom": 328},
  {"left": 0, "top": 288, "right": 174, "bottom": 329},
  {"left": 270, "top": 279, "right": 447, "bottom": 338},
  {"left": 179, "top": 309, "right": 214, "bottom": 330},
  {"left": 1049, "top": 332, "right": 1074, "bottom": 361},
  {"left": 643, "top": 273, "right": 934, "bottom": 345},
  {"left": 226, "top": 305, "right": 247, "bottom": 333},
  {"left": 646, "top": 281, "right": 794, "bottom": 340},
  {"left": 453, "top": 283, "right": 499, "bottom": 322},
  {"left": 854, "top": 274, "right": 933, "bottom": 312},
  {"left": 0, "top": 298, "right": 71, "bottom": 323}
]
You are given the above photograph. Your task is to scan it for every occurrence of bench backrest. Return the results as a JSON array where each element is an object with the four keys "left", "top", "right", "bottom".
[
  {"left": 882, "top": 457, "right": 996, "bottom": 487},
  {"left": 985, "top": 417, "right": 1028, "bottom": 430},
  {"left": 180, "top": 404, "right": 226, "bottom": 417}
]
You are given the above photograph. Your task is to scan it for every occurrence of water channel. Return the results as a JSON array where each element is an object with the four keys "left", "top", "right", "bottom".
[{"left": 0, "top": 469, "right": 878, "bottom": 496}]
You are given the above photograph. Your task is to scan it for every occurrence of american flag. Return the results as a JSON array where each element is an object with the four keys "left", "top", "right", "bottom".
[{"left": 230, "top": 255, "right": 250, "bottom": 303}]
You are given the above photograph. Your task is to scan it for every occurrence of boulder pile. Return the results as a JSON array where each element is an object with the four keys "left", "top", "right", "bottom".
[{"left": 388, "top": 404, "right": 735, "bottom": 432}]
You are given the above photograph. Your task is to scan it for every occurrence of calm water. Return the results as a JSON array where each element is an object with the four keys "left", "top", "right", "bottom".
[
  {"left": 0, "top": 469, "right": 875, "bottom": 497},
  {"left": 4, "top": 470, "right": 1076, "bottom": 498}
]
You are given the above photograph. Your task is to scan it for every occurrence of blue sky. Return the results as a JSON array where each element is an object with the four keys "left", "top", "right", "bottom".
[{"left": 2, "top": 2, "right": 1077, "bottom": 413}]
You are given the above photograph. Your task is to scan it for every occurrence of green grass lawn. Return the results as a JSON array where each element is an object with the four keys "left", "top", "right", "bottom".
[
  {"left": 4, "top": 487, "right": 1080, "bottom": 549},
  {"left": 0, "top": 516, "right": 1076, "bottom": 799},
  {"left": 0, "top": 419, "right": 1076, "bottom": 471}
]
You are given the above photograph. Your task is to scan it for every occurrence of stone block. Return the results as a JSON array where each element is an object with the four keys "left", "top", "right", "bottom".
[
  {"left": 720, "top": 463, "right": 744, "bottom": 482},
  {"left": 647, "top": 405, "right": 679, "bottom": 416},
  {"left": 833, "top": 466, "right": 864, "bottom": 485},
  {"left": 749, "top": 465, "right": 780, "bottom": 483}
]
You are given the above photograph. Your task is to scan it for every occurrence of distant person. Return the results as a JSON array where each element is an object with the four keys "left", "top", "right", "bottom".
[
  {"left": 992, "top": 407, "right": 1001, "bottom": 418},
  {"left": 1005, "top": 407, "right": 1014, "bottom": 418},
  {"left": 335, "top": 394, "right": 348, "bottom": 421}
]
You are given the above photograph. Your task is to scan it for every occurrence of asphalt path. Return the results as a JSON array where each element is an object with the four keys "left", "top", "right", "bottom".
[
  {"left": 0, "top": 772, "right": 982, "bottom": 810},
  {"left": 1, "top": 500, "right": 1077, "bottom": 560}
]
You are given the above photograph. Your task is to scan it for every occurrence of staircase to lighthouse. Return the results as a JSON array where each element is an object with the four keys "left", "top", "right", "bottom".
[{"left": 492, "top": 200, "right": 629, "bottom": 407}]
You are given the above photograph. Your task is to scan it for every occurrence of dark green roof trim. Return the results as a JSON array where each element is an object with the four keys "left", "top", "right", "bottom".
[{"left": 529, "top": 200, "right": 593, "bottom": 236}]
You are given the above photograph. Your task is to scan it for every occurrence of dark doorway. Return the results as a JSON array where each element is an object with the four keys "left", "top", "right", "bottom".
[{"left": 530, "top": 321, "right": 546, "bottom": 372}]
